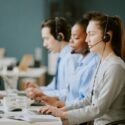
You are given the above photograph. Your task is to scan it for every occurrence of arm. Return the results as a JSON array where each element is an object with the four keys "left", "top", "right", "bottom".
[
  {"left": 65, "top": 60, "right": 97, "bottom": 106},
  {"left": 39, "top": 95, "right": 65, "bottom": 108},
  {"left": 40, "top": 77, "right": 56, "bottom": 91},
  {"left": 42, "top": 88, "right": 68, "bottom": 101},
  {"left": 66, "top": 64, "right": 125, "bottom": 124}
]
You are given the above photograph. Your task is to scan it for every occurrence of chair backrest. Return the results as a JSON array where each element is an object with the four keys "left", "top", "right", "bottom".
[{"left": 18, "top": 54, "right": 33, "bottom": 72}]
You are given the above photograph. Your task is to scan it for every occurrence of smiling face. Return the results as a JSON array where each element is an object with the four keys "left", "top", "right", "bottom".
[
  {"left": 86, "top": 20, "right": 105, "bottom": 54},
  {"left": 41, "top": 27, "right": 58, "bottom": 52},
  {"left": 70, "top": 24, "right": 87, "bottom": 53}
]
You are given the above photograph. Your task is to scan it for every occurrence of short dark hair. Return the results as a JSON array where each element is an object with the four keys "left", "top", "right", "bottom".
[{"left": 41, "top": 17, "right": 71, "bottom": 41}]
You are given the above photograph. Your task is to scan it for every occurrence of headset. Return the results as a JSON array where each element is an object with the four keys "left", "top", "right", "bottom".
[
  {"left": 103, "top": 16, "right": 110, "bottom": 42},
  {"left": 55, "top": 17, "right": 63, "bottom": 41},
  {"left": 91, "top": 16, "right": 111, "bottom": 100}
]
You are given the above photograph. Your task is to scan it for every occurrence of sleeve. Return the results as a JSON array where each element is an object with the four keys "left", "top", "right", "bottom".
[
  {"left": 66, "top": 65, "right": 125, "bottom": 124},
  {"left": 78, "top": 61, "right": 97, "bottom": 101},
  {"left": 40, "top": 78, "right": 68, "bottom": 101},
  {"left": 40, "top": 77, "right": 56, "bottom": 91},
  {"left": 65, "top": 60, "right": 97, "bottom": 106},
  {"left": 65, "top": 92, "right": 92, "bottom": 111},
  {"left": 42, "top": 55, "right": 78, "bottom": 100}
]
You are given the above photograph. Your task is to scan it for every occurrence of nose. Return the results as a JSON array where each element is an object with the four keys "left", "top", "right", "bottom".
[
  {"left": 69, "top": 38, "right": 73, "bottom": 44},
  {"left": 85, "top": 35, "right": 89, "bottom": 43},
  {"left": 43, "top": 41, "right": 48, "bottom": 47}
]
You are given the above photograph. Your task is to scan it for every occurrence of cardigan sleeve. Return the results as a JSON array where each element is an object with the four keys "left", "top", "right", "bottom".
[{"left": 66, "top": 64, "right": 125, "bottom": 124}]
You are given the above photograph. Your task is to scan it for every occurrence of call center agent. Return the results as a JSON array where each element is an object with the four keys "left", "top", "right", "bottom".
[
  {"left": 36, "top": 17, "right": 99, "bottom": 108},
  {"left": 39, "top": 12, "right": 125, "bottom": 125},
  {"left": 26, "top": 17, "right": 80, "bottom": 101}
]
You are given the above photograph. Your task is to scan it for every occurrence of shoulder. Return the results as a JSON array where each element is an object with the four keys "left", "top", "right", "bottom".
[
  {"left": 104, "top": 56, "right": 125, "bottom": 77},
  {"left": 105, "top": 55, "right": 125, "bottom": 69},
  {"left": 59, "top": 45, "right": 71, "bottom": 56},
  {"left": 83, "top": 52, "right": 99, "bottom": 66},
  {"left": 60, "top": 45, "right": 82, "bottom": 63}
]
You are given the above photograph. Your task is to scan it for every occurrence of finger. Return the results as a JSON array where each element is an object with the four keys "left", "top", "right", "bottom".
[
  {"left": 26, "top": 82, "right": 30, "bottom": 88},
  {"left": 45, "top": 109, "right": 52, "bottom": 114},
  {"left": 38, "top": 106, "right": 49, "bottom": 113},
  {"left": 42, "top": 108, "right": 50, "bottom": 114}
]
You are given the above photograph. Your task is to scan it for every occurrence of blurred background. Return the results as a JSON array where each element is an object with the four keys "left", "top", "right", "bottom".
[{"left": 0, "top": 0, "right": 125, "bottom": 87}]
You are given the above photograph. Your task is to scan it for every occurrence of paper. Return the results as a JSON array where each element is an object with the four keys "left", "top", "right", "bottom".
[
  {"left": 9, "top": 109, "right": 61, "bottom": 122},
  {"left": 3, "top": 95, "right": 28, "bottom": 112}
]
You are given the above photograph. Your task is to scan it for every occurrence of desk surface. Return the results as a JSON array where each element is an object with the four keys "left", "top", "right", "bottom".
[
  {"left": 0, "top": 57, "right": 17, "bottom": 67},
  {"left": 0, "top": 66, "right": 47, "bottom": 90},
  {"left": 0, "top": 66, "right": 47, "bottom": 78},
  {"left": 0, "top": 118, "right": 62, "bottom": 125},
  {"left": 0, "top": 106, "right": 62, "bottom": 125}
]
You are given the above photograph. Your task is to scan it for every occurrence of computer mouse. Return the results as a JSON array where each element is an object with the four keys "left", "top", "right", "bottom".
[
  {"left": 0, "top": 110, "right": 4, "bottom": 114},
  {"left": 30, "top": 101, "right": 45, "bottom": 106},
  {"left": 11, "top": 108, "right": 22, "bottom": 112}
]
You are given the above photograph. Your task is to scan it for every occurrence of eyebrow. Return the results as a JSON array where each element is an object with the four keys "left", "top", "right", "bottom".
[{"left": 87, "top": 31, "right": 95, "bottom": 34}]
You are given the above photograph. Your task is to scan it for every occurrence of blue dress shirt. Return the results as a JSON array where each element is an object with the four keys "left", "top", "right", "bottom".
[
  {"left": 54, "top": 57, "right": 61, "bottom": 89},
  {"left": 65, "top": 52, "right": 99, "bottom": 105},
  {"left": 40, "top": 45, "right": 81, "bottom": 100}
]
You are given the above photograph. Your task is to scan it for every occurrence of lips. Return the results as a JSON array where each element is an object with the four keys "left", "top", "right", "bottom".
[
  {"left": 88, "top": 45, "right": 91, "bottom": 48},
  {"left": 70, "top": 45, "right": 75, "bottom": 49}
]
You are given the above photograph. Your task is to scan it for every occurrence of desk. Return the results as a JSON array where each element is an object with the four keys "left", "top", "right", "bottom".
[
  {"left": 0, "top": 118, "right": 62, "bottom": 125},
  {"left": 0, "top": 57, "right": 17, "bottom": 68},
  {"left": 0, "top": 67, "right": 47, "bottom": 78},
  {"left": 0, "top": 66, "right": 47, "bottom": 90},
  {"left": 0, "top": 106, "right": 62, "bottom": 125}
]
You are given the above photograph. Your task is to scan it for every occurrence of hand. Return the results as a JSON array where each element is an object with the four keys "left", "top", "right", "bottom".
[
  {"left": 53, "top": 100, "right": 65, "bottom": 108},
  {"left": 26, "top": 87, "right": 45, "bottom": 100},
  {"left": 60, "top": 106, "right": 66, "bottom": 111},
  {"left": 40, "top": 96, "right": 65, "bottom": 108},
  {"left": 41, "top": 95, "right": 59, "bottom": 107},
  {"left": 39, "top": 105, "right": 67, "bottom": 119},
  {"left": 24, "top": 82, "right": 38, "bottom": 90}
]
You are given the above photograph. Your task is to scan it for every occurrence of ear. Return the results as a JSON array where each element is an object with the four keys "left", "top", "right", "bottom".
[
  {"left": 107, "top": 31, "right": 113, "bottom": 41},
  {"left": 58, "top": 32, "right": 64, "bottom": 40}
]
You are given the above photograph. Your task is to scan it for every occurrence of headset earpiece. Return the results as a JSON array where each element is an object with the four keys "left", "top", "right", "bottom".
[
  {"left": 103, "top": 33, "right": 110, "bottom": 42},
  {"left": 103, "top": 16, "right": 110, "bottom": 42},
  {"left": 55, "top": 17, "right": 63, "bottom": 41},
  {"left": 57, "top": 34, "right": 63, "bottom": 41}
]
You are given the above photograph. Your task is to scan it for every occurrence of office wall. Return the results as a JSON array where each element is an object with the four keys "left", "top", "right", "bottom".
[
  {"left": 0, "top": 0, "right": 49, "bottom": 65},
  {"left": 81, "top": 0, "right": 125, "bottom": 24},
  {"left": 0, "top": 0, "right": 125, "bottom": 66}
]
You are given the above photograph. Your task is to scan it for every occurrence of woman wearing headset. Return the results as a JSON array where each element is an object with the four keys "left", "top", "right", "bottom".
[
  {"left": 39, "top": 12, "right": 125, "bottom": 125},
  {"left": 37, "top": 17, "right": 99, "bottom": 108},
  {"left": 26, "top": 16, "right": 99, "bottom": 109}
]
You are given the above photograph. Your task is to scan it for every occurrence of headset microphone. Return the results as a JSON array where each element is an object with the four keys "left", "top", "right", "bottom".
[
  {"left": 71, "top": 50, "right": 75, "bottom": 54},
  {"left": 71, "top": 44, "right": 89, "bottom": 54},
  {"left": 89, "top": 39, "right": 102, "bottom": 49},
  {"left": 71, "top": 48, "right": 83, "bottom": 54},
  {"left": 55, "top": 17, "right": 63, "bottom": 41}
]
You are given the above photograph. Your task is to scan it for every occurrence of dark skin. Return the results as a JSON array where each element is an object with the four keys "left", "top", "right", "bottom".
[
  {"left": 26, "top": 24, "right": 89, "bottom": 108},
  {"left": 37, "top": 24, "right": 89, "bottom": 107},
  {"left": 38, "top": 95, "right": 65, "bottom": 108}
]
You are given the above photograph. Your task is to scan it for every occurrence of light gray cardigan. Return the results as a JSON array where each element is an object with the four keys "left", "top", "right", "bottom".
[{"left": 65, "top": 55, "right": 125, "bottom": 125}]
